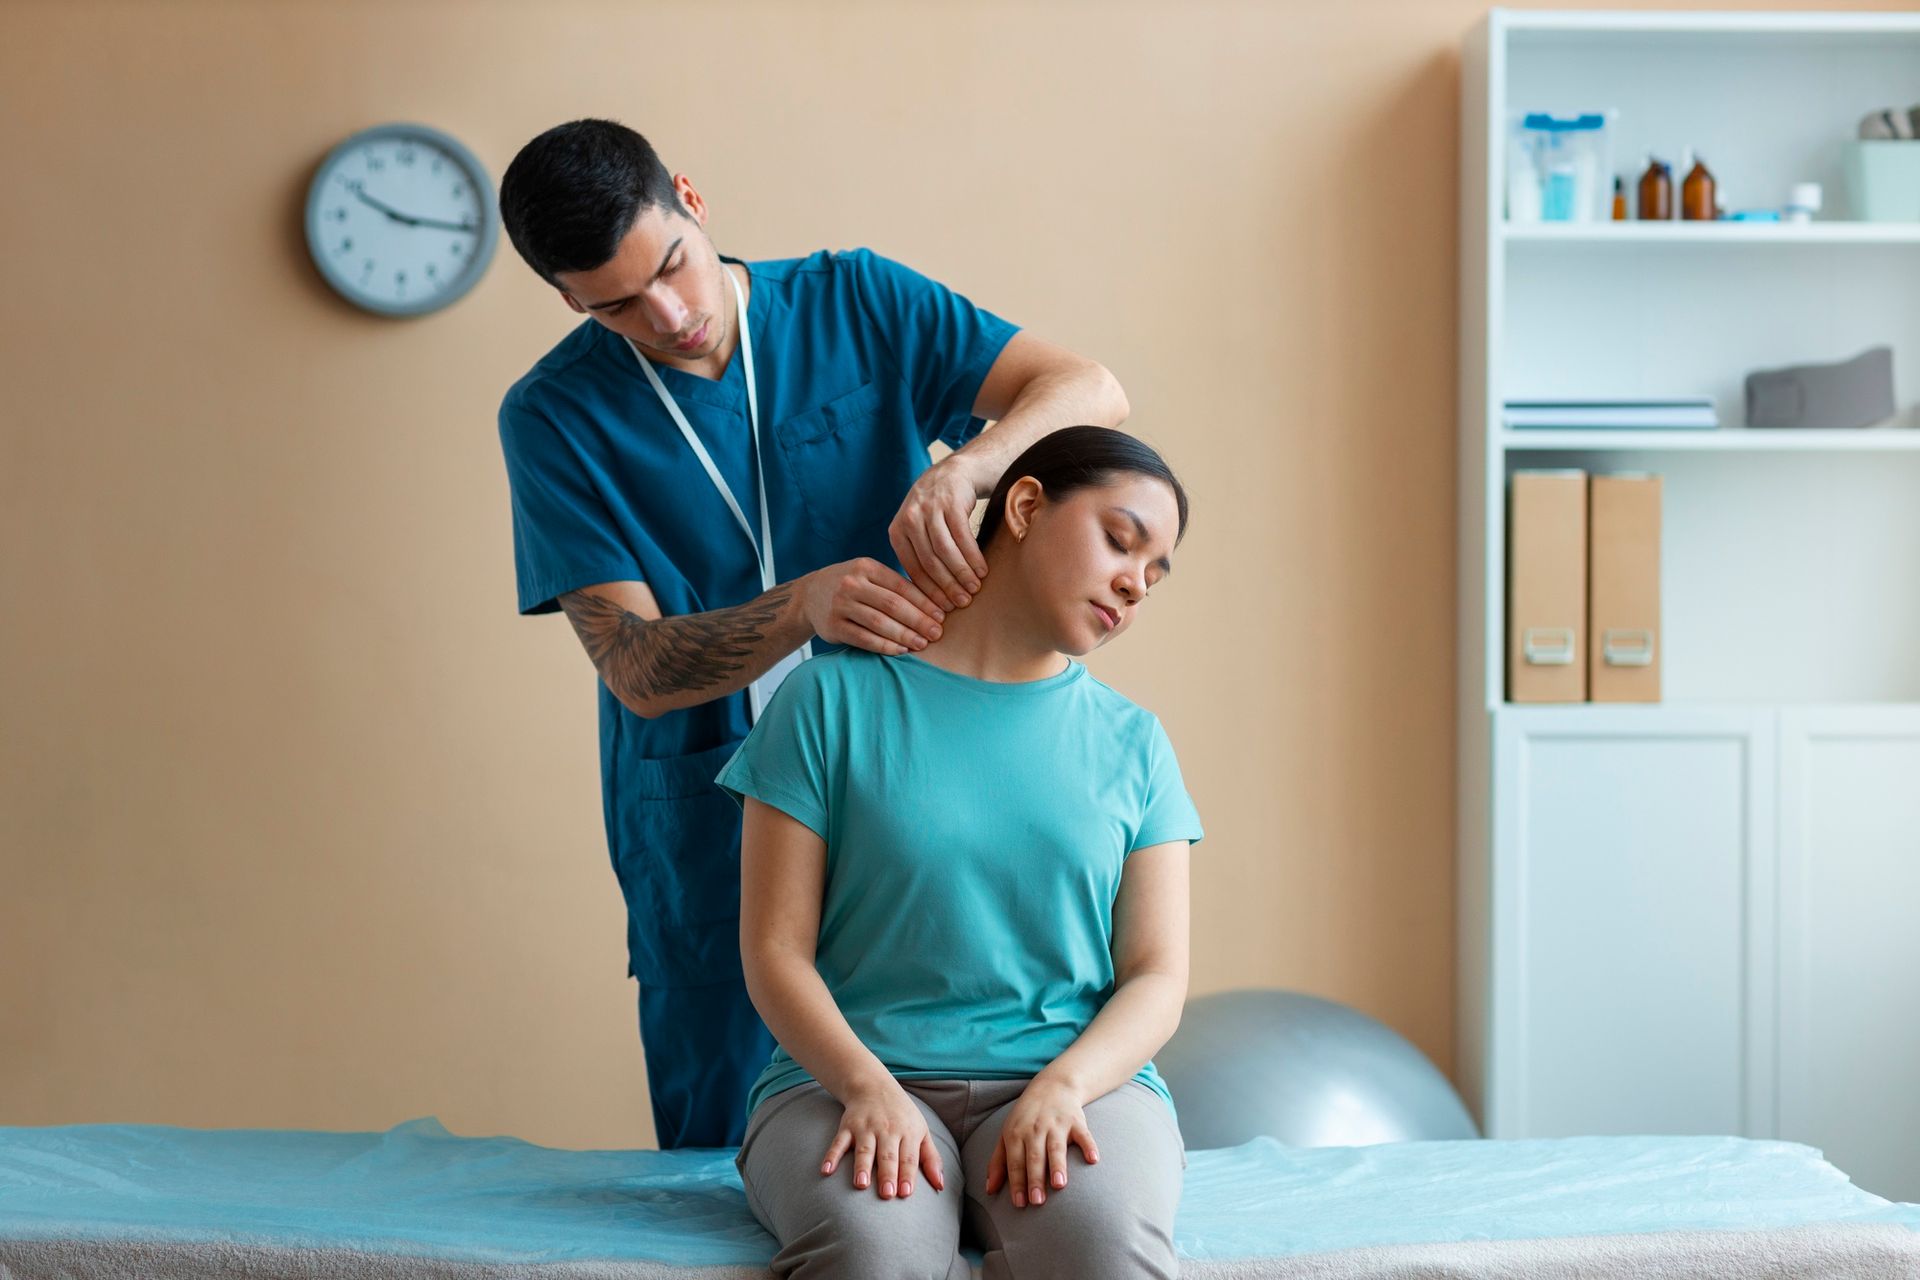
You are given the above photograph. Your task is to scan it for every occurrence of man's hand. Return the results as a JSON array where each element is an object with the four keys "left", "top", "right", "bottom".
[
  {"left": 889, "top": 454, "right": 992, "bottom": 613},
  {"left": 799, "top": 559, "right": 946, "bottom": 655}
]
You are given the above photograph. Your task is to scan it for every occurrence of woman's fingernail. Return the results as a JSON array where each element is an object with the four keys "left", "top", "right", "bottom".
[
  {"left": 882, "top": 1181, "right": 894, "bottom": 1196},
  {"left": 856, "top": 1173, "right": 867, "bottom": 1188},
  {"left": 1012, "top": 1192, "right": 1024, "bottom": 1207},
  {"left": 955, "top": 593, "right": 970, "bottom": 606},
  {"left": 1033, "top": 1189, "right": 1044, "bottom": 1204},
  {"left": 821, "top": 1162, "right": 832, "bottom": 1174}
]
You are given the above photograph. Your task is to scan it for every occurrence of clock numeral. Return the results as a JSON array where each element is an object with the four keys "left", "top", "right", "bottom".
[
  {"left": 336, "top": 237, "right": 353, "bottom": 254},
  {"left": 397, "top": 146, "right": 416, "bottom": 166},
  {"left": 362, "top": 259, "right": 375, "bottom": 275},
  {"left": 366, "top": 155, "right": 386, "bottom": 172},
  {"left": 431, "top": 158, "right": 442, "bottom": 173},
  {"left": 451, "top": 182, "right": 464, "bottom": 197},
  {"left": 450, "top": 243, "right": 463, "bottom": 255},
  {"left": 425, "top": 262, "right": 438, "bottom": 279},
  {"left": 331, "top": 207, "right": 348, "bottom": 222}
]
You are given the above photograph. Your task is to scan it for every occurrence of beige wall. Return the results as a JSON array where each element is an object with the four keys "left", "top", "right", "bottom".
[{"left": 2, "top": 0, "right": 1893, "bottom": 1150}]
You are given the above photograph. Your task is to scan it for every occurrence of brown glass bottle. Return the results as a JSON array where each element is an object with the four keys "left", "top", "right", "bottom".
[
  {"left": 1637, "top": 157, "right": 1673, "bottom": 220},
  {"left": 1612, "top": 176, "right": 1628, "bottom": 221},
  {"left": 1681, "top": 153, "right": 1717, "bottom": 221}
]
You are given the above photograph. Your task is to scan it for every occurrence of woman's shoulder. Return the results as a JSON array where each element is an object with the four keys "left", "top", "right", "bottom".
[
  {"left": 1076, "top": 671, "right": 1171, "bottom": 741},
  {"left": 787, "top": 645, "right": 895, "bottom": 697}
]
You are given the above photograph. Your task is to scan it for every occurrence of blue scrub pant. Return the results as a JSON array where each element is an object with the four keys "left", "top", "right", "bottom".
[{"left": 637, "top": 972, "right": 777, "bottom": 1149}]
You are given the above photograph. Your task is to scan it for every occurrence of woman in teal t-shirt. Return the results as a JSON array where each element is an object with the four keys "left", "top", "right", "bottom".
[{"left": 717, "top": 426, "right": 1200, "bottom": 1278}]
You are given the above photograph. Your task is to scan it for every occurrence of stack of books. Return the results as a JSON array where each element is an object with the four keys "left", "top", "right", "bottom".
[{"left": 1503, "top": 398, "right": 1718, "bottom": 430}]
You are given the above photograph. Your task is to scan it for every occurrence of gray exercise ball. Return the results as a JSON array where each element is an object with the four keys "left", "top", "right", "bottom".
[{"left": 1155, "top": 989, "right": 1480, "bottom": 1149}]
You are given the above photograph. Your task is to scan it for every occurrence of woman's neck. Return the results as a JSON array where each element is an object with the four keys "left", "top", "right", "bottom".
[{"left": 911, "top": 562, "right": 1069, "bottom": 683}]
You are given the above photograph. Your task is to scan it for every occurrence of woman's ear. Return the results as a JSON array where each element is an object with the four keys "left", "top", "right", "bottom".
[{"left": 1003, "top": 477, "right": 1044, "bottom": 544}]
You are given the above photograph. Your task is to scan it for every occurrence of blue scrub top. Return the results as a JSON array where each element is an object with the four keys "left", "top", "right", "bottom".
[{"left": 497, "top": 248, "right": 1020, "bottom": 986}]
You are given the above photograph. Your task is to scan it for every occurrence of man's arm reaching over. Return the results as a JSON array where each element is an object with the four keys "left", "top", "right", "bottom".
[
  {"left": 558, "top": 563, "right": 946, "bottom": 718},
  {"left": 890, "top": 331, "right": 1129, "bottom": 611}
]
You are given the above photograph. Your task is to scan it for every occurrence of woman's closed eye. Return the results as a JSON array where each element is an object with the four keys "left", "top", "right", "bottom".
[{"left": 1108, "top": 533, "right": 1158, "bottom": 599}]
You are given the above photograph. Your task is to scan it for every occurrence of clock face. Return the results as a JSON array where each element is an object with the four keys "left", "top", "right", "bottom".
[{"left": 305, "top": 124, "right": 499, "bottom": 315}]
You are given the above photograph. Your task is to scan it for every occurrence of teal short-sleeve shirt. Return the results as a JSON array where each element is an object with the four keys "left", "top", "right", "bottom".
[{"left": 715, "top": 649, "right": 1203, "bottom": 1119}]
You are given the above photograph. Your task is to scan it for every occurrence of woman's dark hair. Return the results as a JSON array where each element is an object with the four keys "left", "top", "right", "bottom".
[
  {"left": 498, "top": 119, "right": 683, "bottom": 288},
  {"left": 976, "top": 426, "right": 1190, "bottom": 551}
]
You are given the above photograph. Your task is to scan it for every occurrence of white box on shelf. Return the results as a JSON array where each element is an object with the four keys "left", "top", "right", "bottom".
[{"left": 1845, "top": 141, "right": 1920, "bottom": 222}]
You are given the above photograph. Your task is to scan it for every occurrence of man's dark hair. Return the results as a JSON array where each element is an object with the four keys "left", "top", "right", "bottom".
[
  {"left": 977, "top": 426, "right": 1191, "bottom": 551},
  {"left": 498, "top": 119, "right": 684, "bottom": 288}
]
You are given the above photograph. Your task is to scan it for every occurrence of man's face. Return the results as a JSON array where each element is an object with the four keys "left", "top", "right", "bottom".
[{"left": 554, "top": 176, "right": 729, "bottom": 365}]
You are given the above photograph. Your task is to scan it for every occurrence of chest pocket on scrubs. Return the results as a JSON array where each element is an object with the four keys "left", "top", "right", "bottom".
[
  {"left": 774, "top": 380, "right": 892, "bottom": 541},
  {"left": 611, "top": 738, "right": 747, "bottom": 985}
]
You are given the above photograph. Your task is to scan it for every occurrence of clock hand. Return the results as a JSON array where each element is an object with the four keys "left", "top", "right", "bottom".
[
  {"left": 353, "top": 187, "right": 419, "bottom": 223},
  {"left": 408, "top": 214, "right": 479, "bottom": 233},
  {"left": 353, "top": 187, "right": 477, "bottom": 234}
]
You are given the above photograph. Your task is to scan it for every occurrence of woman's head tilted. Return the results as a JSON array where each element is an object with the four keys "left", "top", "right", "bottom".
[{"left": 975, "top": 426, "right": 1188, "bottom": 657}]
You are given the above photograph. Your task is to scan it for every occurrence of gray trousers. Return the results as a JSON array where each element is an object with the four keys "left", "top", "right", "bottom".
[{"left": 735, "top": 1077, "right": 1185, "bottom": 1279}]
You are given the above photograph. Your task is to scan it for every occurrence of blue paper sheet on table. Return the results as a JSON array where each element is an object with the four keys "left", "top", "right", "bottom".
[{"left": 1, "top": 1117, "right": 1917, "bottom": 1274}]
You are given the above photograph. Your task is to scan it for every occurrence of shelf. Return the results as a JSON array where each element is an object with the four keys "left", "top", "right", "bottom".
[
  {"left": 1491, "top": 700, "right": 1920, "bottom": 717},
  {"left": 1499, "top": 429, "right": 1920, "bottom": 452},
  {"left": 1504, "top": 223, "right": 1920, "bottom": 247},
  {"left": 1498, "top": 11, "right": 1920, "bottom": 37}
]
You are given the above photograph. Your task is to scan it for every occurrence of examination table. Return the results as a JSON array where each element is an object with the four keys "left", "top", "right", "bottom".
[{"left": 3, "top": 1116, "right": 1918, "bottom": 1278}]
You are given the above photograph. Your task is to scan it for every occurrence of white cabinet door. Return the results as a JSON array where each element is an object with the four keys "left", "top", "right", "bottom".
[
  {"left": 1491, "top": 707, "right": 1776, "bottom": 1139},
  {"left": 1778, "top": 706, "right": 1920, "bottom": 1202}
]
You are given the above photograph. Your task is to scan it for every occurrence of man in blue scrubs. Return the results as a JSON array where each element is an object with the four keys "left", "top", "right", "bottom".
[{"left": 493, "top": 119, "right": 1130, "bottom": 1148}]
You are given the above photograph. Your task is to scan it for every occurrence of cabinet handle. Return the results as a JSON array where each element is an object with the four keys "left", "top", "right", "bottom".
[
  {"left": 1523, "top": 627, "right": 1576, "bottom": 665},
  {"left": 1603, "top": 628, "right": 1655, "bottom": 667}
]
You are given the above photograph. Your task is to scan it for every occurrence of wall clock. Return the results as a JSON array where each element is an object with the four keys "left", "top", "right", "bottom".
[{"left": 305, "top": 122, "right": 499, "bottom": 315}]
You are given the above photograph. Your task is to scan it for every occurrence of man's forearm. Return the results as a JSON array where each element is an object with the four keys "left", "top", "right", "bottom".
[
  {"left": 558, "top": 582, "right": 814, "bottom": 718},
  {"left": 953, "top": 362, "right": 1129, "bottom": 495}
]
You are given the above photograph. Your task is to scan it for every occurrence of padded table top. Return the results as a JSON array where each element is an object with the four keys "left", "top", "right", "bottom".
[{"left": 2, "top": 1116, "right": 1917, "bottom": 1277}]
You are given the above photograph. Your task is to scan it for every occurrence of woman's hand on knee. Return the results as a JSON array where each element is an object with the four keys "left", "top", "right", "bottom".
[
  {"left": 820, "top": 1078, "right": 946, "bottom": 1200},
  {"left": 985, "top": 1078, "right": 1100, "bottom": 1209}
]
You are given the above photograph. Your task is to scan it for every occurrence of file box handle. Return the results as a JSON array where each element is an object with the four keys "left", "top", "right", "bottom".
[
  {"left": 1523, "top": 627, "right": 1576, "bottom": 665},
  {"left": 1602, "top": 628, "right": 1655, "bottom": 667}
]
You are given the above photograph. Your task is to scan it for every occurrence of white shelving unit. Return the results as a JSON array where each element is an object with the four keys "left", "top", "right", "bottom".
[
  {"left": 1458, "top": 9, "right": 1920, "bottom": 1201},
  {"left": 1500, "top": 428, "right": 1920, "bottom": 450},
  {"left": 1505, "top": 222, "right": 1920, "bottom": 244}
]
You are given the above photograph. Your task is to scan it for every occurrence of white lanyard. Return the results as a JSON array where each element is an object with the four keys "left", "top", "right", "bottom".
[{"left": 626, "top": 263, "right": 809, "bottom": 723}]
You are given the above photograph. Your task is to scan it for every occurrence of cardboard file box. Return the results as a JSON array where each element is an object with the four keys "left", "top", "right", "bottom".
[
  {"left": 1508, "top": 469, "right": 1587, "bottom": 703},
  {"left": 1588, "top": 472, "right": 1662, "bottom": 702}
]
